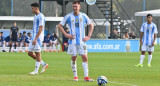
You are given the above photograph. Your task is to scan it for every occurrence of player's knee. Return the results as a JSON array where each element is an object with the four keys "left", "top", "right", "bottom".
[
  {"left": 82, "top": 56, "right": 88, "bottom": 62},
  {"left": 71, "top": 56, "right": 77, "bottom": 61},
  {"left": 28, "top": 52, "right": 33, "bottom": 57}
]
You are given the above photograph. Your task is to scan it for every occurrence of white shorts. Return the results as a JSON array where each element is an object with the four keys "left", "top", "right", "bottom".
[
  {"left": 67, "top": 44, "right": 87, "bottom": 56},
  {"left": 28, "top": 40, "right": 42, "bottom": 52},
  {"left": 50, "top": 39, "right": 57, "bottom": 44},
  {"left": 141, "top": 45, "right": 154, "bottom": 52}
]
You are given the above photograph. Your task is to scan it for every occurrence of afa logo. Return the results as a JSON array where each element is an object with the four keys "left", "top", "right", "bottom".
[{"left": 86, "top": 0, "right": 96, "bottom": 5}]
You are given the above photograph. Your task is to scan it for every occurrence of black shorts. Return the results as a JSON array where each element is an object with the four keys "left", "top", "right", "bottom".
[{"left": 11, "top": 37, "right": 17, "bottom": 42}]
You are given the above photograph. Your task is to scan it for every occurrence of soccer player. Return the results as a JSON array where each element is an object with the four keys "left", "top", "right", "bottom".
[
  {"left": 5, "top": 35, "right": 11, "bottom": 47},
  {"left": 0, "top": 32, "right": 6, "bottom": 52},
  {"left": 25, "top": 32, "right": 32, "bottom": 51},
  {"left": 17, "top": 33, "right": 22, "bottom": 52},
  {"left": 43, "top": 33, "right": 51, "bottom": 52},
  {"left": 58, "top": 1, "right": 94, "bottom": 81},
  {"left": 135, "top": 14, "right": 158, "bottom": 67},
  {"left": 19, "top": 31, "right": 27, "bottom": 52},
  {"left": 50, "top": 33, "right": 60, "bottom": 52},
  {"left": 28, "top": 2, "right": 48, "bottom": 75},
  {"left": 9, "top": 22, "right": 20, "bottom": 52}
]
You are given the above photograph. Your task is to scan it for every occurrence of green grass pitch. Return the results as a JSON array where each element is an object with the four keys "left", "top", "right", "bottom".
[{"left": 0, "top": 46, "right": 160, "bottom": 86}]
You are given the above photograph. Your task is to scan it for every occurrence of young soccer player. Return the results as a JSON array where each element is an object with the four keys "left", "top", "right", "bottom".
[
  {"left": 58, "top": 1, "right": 94, "bottom": 81},
  {"left": 28, "top": 2, "right": 48, "bottom": 74},
  {"left": 0, "top": 32, "right": 6, "bottom": 52},
  {"left": 135, "top": 14, "right": 158, "bottom": 67},
  {"left": 9, "top": 22, "right": 20, "bottom": 52}
]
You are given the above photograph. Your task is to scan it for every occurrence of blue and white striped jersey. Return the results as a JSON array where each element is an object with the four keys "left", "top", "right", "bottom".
[
  {"left": 140, "top": 22, "right": 158, "bottom": 46},
  {"left": 60, "top": 12, "right": 92, "bottom": 45}
]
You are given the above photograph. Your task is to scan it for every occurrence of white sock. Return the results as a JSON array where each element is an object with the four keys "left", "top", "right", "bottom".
[
  {"left": 49, "top": 46, "right": 52, "bottom": 50},
  {"left": 58, "top": 44, "right": 60, "bottom": 50},
  {"left": 44, "top": 44, "right": 46, "bottom": 50},
  {"left": 35, "top": 61, "right": 40, "bottom": 72},
  {"left": 71, "top": 61, "right": 78, "bottom": 77},
  {"left": 2, "top": 44, "right": 6, "bottom": 50},
  {"left": 53, "top": 44, "right": 56, "bottom": 50},
  {"left": 19, "top": 46, "right": 22, "bottom": 50},
  {"left": 148, "top": 55, "right": 152, "bottom": 64},
  {"left": 41, "top": 60, "right": 46, "bottom": 66},
  {"left": 25, "top": 47, "right": 28, "bottom": 50},
  {"left": 82, "top": 62, "right": 88, "bottom": 77},
  {"left": 140, "top": 55, "right": 145, "bottom": 64}
]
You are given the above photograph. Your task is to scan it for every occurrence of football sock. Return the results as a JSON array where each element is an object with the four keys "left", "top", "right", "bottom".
[
  {"left": 71, "top": 61, "right": 78, "bottom": 77},
  {"left": 44, "top": 44, "right": 46, "bottom": 50},
  {"left": 82, "top": 62, "right": 88, "bottom": 77},
  {"left": 140, "top": 55, "right": 145, "bottom": 64},
  {"left": 41, "top": 60, "right": 46, "bottom": 66},
  {"left": 35, "top": 61, "right": 40, "bottom": 72},
  {"left": 58, "top": 44, "right": 60, "bottom": 50},
  {"left": 148, "top": 55, "right": 152, "bottom": 64},
  {"left": 2, "top": 43, "right": 6, "bottom": 50},
  {"left": 53, "top": 44, "right": 56, "bottom": 50}
]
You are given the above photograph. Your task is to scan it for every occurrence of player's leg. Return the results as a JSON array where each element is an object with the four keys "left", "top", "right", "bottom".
[
  {"left": 52, "top": 43, "right": 56, "bottom": 52},
  {"left": 135, "top": 45, "right": 146, "bottom": 67},
  {"left": 68, "top": 44, "right": 78, "bottom": 81},
  {"left": 49, "top": 42, "right": 52, "bottom": 52},
  {"left": 19, "top": 42, "right": 22, "bottom": 52},
  {"left": 57, "top": 42, "right": 60, "bottom": 52},
  {"left": 28, "top": 41, "right": 39, "bottom": 74},
  {"left": 14, "top": 41, "right": 17, "bottom": 51},
  {"left": 9, "top": 41, "right": 13, "bottom": 52},
  {"left": 147, "top": 46, "right": 154, "bottom": 67},
  {"left": 148, "top": 52, "right": 152, "bottom": 67},
  {"left": 35, "top": 42, "right": 48, "bottom": 74},
  {"left": 2, "top": 41, "right": 6, "bottom": 52},
  {"left": 71, "top": 55, "right": 78, "bottom": 81},
  {"left": 24, "top": 42, "right": 28, "bottom": 52},
  {"left": 43, "top": 43, "right": 47, "bottom": 51},
  {"left": 79, "top": 44, "right": 93, "bottom": 81}
]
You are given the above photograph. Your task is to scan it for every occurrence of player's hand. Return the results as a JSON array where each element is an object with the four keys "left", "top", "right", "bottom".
[
  {"left": 32, "top": 39, "right": 37, "bottom": 45},
  {"left": 66, "top": 34, "right": 75, "bottom": 40},
  {"left": 83, "top": 36, "right": 90, "bottom": 42},
  {"left": 152, "top": 41, "right": 155, "bottom": 46}
]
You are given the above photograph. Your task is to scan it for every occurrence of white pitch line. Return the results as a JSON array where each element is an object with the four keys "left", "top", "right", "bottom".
[
  {"left": 108, "top": 81, "right": 138, "bottom": 86},
  {"left": 2, "top": 75, "right": 139, "bottom": 86}
]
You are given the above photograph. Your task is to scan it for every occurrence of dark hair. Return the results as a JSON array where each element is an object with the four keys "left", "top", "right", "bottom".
[
  {"left": 23, "top": 31, "right": 26, "bottom": 34},
  {"left": 47, "top": 33, "right": 50, "bottom": 35},
  {"left": 147, "top": 14, "right": 152, "bottom": 17},
  {"left": 1, "top": 32, "right": 3, "bottom": 34},
  {"left": 27, "top": 32, "right": 31, "bottom": 35},
  {"left": 31, "top": 2, "right": 39, "bottom": 8},
  {"left": 72, "top": 1, "right": 80, "bottom": 4}
]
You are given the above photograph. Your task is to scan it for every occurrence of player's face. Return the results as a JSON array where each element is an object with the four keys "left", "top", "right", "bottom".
[
  {"left": 72, "top": 4, "right": 81, "bottom": 13},
  {"left": 147, "top": 16, "right": 152, "bottom": 23},
  {"left": 31, "top": 6, "right": 37, "bottom": 14},
  {"left": 13, "top": 23, "right": 16, "bottom": 27},
  {"left": 29, "top": 34, "right": 31, "bottom": 37}
]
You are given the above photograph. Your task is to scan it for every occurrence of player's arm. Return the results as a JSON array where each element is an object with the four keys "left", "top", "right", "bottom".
[
  {"left": 152, "top": 25, "right": 158, "bottom": 46},
  {"left": 152, "top": 34, "right": 157, "bottom": 46},
  {"left": 18, "top": 28, "right": 20, "bottom": 37},
  {"left": 83, "top": 23, "right": 94, "bottom": 42},
  {"left": 32, "top": 26, "right": 43, "bottom": 45},
  {"left": 140, "top": 32, "right": 143, "bottom": 45},
  {"left": 58, "top": 24, "right": 74, "bottom": 39}
]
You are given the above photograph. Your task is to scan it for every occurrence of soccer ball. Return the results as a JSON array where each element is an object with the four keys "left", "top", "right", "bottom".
[{"left": 97, "top": 76, "right": 108, "bottom": 86}]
